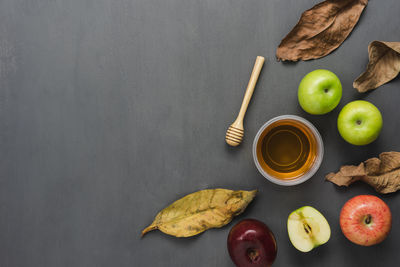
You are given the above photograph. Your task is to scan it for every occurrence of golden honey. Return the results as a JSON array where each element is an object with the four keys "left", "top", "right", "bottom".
[{"left": 255, "top": 119, "right": 318, "bottom": 180}]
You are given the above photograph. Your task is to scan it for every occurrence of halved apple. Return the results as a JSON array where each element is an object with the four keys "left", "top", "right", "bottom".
[{"left": 287, "top": 206, "right": 331, "bottom": 252}]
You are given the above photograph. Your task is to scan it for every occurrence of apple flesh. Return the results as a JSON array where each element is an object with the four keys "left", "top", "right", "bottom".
[
  {"left": 227, "top": 219, "right": 277, "bottom": 267},
  {"left": 337, "top": 100, "right": 383, "bottom": 145},
  {"left": 287, "top": 206, "right": 330, "bottom": 252},
  {"left": 340, "top": 195, "right": 391, "bottom": 246},
  {"left": 298, "top": 69, "right": 342, "bottom": 115}
]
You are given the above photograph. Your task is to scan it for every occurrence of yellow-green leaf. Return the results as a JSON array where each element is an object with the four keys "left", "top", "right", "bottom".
[{"left": 141, "top": 189, "right": 257, "bottom": 237}]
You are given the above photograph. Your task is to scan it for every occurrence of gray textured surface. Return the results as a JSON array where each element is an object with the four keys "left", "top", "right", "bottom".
[{"left": 1, "top": 0, "right": 400, "bottom": 266}]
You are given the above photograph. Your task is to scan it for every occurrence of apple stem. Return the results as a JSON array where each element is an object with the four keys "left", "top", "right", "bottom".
[
  {"left": 247, "top": 248, "right": 260, "bottom": 262},
  {"left": 364, "top": 214, "right": 372, "bottom": 224},
  {"left": 356, "top": 120, "right": 362, "bottom": 125}
]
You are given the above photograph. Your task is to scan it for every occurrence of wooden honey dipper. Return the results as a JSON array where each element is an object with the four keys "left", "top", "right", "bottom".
[{"left": 225, "top": 56, "right": 265, "bottom": 146}]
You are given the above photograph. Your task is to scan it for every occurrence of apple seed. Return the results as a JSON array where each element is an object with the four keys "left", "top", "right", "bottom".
[{"left": 303, "top": 223, "right": 312, "bottom": 234}]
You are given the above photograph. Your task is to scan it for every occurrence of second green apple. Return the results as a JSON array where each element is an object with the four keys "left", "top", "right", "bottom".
[
  {"left": 337, "top": 100, "right": 383, "bottom": 145},
  {"left": 298, "top": 69, "right": 342, "bottom": 115}
]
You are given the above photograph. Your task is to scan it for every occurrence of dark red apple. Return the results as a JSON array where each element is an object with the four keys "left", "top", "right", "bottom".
[
  {"left": 340, "top": 195, "right": 391, "bottom": 246},
  {"left": 227, "top": 219, "right": 277, "bottom": 267}
]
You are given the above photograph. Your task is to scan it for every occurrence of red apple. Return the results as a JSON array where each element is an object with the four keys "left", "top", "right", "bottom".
[
  {"left": 340, "top": 195, "right": 391, "bottom": 246},
  {"left": 227, "top": 219, "right": 277, "bottom": 267}
]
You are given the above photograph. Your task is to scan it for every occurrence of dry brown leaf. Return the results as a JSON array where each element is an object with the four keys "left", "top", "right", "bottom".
[
  {"left": 354, "top": 41, "right": 400, "bottom": 92},
  {"left": 326, "top": 152, "right": 400, "bottom": 194},
  {"left": 276, "top": 0, "right": 368, "bottom": 61},
  {"left": 141, "top": 189, "right": 257, "bottom": 237}
]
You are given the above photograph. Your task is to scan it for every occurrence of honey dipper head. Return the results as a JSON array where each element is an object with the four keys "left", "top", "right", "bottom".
[{"left": 225, "top": 125, "right": 244, "bottom": 146}]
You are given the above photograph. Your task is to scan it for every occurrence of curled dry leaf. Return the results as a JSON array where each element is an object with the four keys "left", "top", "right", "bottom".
[
  {"left": 276, "top": 0, "right": 368, "bottom": 61},
  {"left": 354, "top": 41, "right": 400, "bottom": 92},
  {"left": 142, "top": 189, "right": 257, "bottom": 237},
  {"left": 326, "top": 152, "right": 400, "bottom": 194}
]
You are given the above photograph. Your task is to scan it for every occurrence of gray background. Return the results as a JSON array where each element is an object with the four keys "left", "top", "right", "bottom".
[{"left": 1, "top": 0, "right": 399, "bottom": 266}]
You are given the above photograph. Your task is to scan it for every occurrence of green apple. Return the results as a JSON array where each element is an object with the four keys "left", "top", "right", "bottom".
[
  {"left": 287, "top": 206, "right": 331, "bottom": 252},
  {"left": 337, "top": 100, "right": 383, "bottom": 146},
  {"left": 298, "top": 69, "right": 342, "bottom": 115}
]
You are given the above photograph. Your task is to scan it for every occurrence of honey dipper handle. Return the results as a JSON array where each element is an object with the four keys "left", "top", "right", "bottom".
[{"left": 236, "top": 56, "right": 265, "bottom": 125}]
